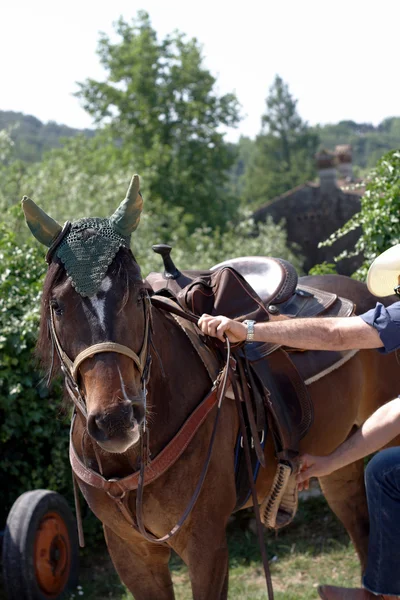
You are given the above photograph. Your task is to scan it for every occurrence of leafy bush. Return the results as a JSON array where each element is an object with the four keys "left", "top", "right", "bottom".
[
  {"left": 308, "top": 262, "right": 337, "bottom": 276},
  {"left": 313, "top": 150, "right": 400, "bottom": 279},
  {"left": 0, "top": 223, "right": 71, "bottom": 522}
]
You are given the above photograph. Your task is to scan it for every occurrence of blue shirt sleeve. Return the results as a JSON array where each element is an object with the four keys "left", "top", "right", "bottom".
[{"left": 360, "top": 301, "right": 400, "bottom": 353}]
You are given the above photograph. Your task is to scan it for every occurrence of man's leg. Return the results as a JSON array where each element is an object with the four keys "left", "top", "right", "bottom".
[
  {"left": 363, "top": 447, "right": 400, "bottom": 596},
  {"left": 319, "top": 447, "right": 400, "bottom": 600}
]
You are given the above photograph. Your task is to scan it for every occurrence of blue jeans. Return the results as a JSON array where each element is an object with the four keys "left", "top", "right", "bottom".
[{"left": 363, "top": 447, "right": 400, "bottom": 596}]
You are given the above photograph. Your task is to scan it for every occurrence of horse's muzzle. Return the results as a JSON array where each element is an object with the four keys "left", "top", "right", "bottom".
[{"left": 87, "top": 398, "right": 145, "bottom": 453}]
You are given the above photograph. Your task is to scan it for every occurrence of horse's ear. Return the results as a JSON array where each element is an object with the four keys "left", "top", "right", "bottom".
[
  {"left": 21, "top": 196, "right": 62, "bottom": 247},
  {"left": 110, "top": 174, "right": 143, "bottom": 237}
]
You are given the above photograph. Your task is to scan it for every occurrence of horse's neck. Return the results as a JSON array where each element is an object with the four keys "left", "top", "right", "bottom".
[{"left": 145, "top": 308, "right": 211, "bottom": 455}]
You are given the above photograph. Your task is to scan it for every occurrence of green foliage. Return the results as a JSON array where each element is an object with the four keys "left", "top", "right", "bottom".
[
  {"left": 0, "top": 130, "right": 30, "bottom": 228},
  {"left": 76, "top": 11, "right": 241, "bottom": 229},
  {"left": 319, "top": 150, "right": 400, "bottom": 280},
  {"left": 1, "top": 132, "right": 302, "bottom": 276},
  {"left": 0, "top": 223, "right": 72, "bottom": 521},
  {"left": 308, "top": 262, "right": 337, "bottom": 276},
  {"left": 243, "top": 76, "right": 319, "bottom": 207},
  {"left": 144, "top": 212, "right": 303, "bottom": 275}
]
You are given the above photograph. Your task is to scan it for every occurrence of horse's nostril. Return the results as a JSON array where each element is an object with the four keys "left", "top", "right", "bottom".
[
  {"left": 131, "top": 402, "right": 145, "bottom": 425},
  {"left": 87, "top": 403, "right": 138, "bottom": 443},
  {"left": 87, "top": 412, "right": 108, "bottom": 442}
]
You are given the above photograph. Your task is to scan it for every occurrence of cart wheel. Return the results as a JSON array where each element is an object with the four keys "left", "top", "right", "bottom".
[{"left": 2, "top": 489, "right": 79, "bottom": 600}]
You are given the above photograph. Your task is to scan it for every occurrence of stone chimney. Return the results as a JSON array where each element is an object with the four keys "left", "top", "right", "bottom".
[
  {"left": 335, "top": 144, "right": 353, "bottom": 180},
  {"left": 315, "top": 149, "right": 337, "bottom": 192}
]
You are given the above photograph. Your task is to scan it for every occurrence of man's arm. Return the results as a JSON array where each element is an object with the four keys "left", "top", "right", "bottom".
[
  {"left": 297, "top": 397, "right": 400, "bottom": 485},
  {"left": 197, "top": 314, "right": 383, "bottom": 351}
]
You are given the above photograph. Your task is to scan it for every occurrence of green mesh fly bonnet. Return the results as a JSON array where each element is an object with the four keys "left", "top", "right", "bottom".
[
  {"left": 21, "top": 175, "right": 143, "bottom": 297},
  {"left": 56, "top": 218, "right": 131, "bottom": 297}
]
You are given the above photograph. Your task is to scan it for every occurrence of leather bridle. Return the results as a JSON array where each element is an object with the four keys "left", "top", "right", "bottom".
[{"left": 49, "top": 291, "right": 152, "bottom": 419}]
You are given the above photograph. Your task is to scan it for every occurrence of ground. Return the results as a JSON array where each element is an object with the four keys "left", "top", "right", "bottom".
[{"left": 19, "top": 493, "right": 363, "bottom": 600}]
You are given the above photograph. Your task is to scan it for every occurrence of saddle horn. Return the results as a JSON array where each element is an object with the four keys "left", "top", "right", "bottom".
[
  {"left": 110, "top": 174, "right": 143, "bottom": 237},
  {"left": 21, "top": 196, "right": 62, "bottom": 247}
]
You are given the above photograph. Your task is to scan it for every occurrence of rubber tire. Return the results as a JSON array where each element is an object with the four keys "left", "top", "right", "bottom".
[{"left": 2, "top": 489, "right": 79, "bottom": 600}]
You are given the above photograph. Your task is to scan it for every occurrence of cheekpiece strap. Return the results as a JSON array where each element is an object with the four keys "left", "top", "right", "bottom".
[{"left": 50, "top": 303, "right": 150, "bottom": 382}]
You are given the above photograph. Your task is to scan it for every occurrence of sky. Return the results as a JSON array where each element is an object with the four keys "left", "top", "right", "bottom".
[{"left": 1, "top": 0, "right": 400, "bottom": 141}]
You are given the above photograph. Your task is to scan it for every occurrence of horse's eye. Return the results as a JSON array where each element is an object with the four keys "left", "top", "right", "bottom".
[{"left": 50, "top": 299, "right": 64, "bottom": 316}]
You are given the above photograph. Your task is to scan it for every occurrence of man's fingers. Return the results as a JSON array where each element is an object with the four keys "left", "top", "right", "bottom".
[
  {"left": 198, "top": 314, "right": 246, "bottom": 344},
  {"left": 198, "top": 314, "right": 229, "bottom": 341},
  {"left": 296, "top": 456, "right": 316, "bottom": 484},
  {"left": 298, "top": 478, "right": 310, "bottom": 492},
  {"left": 216, "top": 322, "right": 228, "bottom": 341},
  {"left": 207, "top": 319, "right": 225, "bottom": 339},
  {"left": 297, "top": 468, "right": 314, "bottom": 484}
]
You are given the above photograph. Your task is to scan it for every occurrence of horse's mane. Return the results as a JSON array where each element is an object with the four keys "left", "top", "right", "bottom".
[{"left": 36, "top": 247, "right": 143, "bottom": 382}]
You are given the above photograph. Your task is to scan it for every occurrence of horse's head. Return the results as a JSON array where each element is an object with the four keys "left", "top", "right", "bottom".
[{"left": 23, "top": 176, "right": 151, "bottom": 454}]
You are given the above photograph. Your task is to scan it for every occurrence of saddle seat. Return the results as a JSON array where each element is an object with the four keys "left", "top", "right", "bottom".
[{"left": 210, "top": 256, "right": 298, "bottom": 307}]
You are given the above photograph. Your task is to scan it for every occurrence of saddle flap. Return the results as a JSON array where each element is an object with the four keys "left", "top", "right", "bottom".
[{"left": 248, "top": 348, "right": 314, "bottom": 450}]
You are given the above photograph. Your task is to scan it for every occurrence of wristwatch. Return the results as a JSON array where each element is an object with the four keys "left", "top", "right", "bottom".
[{"left": 243, "top": 319, "right": 256, "bottom": 342}]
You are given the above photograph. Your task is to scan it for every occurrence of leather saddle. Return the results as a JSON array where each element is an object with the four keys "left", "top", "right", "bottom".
[
  {"left": 147, "top": 245, "right": 353, "bottom": 323},
  {"left": 146, "top": 245, "right": 355, "bottom": 529}
]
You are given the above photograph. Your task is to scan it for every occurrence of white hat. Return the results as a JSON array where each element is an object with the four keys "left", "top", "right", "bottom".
[{"left": 366, "top": 244, "right": 400, "bottom": 296}]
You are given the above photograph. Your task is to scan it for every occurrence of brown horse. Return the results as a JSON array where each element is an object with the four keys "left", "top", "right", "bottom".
[{"left": 23, "top": 178, "right": 400, "bottom": 600}]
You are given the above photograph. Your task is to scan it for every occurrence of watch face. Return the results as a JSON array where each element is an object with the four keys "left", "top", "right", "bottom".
[{"left": 245, "top": 320, "right": 255, "bottom": 341}]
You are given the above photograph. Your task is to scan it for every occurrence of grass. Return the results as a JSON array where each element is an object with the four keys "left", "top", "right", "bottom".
[
  {"left": 171, "top": 496, "right": 360, "bottom": 600},
  {"left": 60, "top": 495, "right": 362, "bottom": 600}
]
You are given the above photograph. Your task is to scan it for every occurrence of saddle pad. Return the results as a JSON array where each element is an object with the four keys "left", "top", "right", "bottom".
[
  {"left": 289, "top": 348, "right": 359, "bottom": 386},
  {"left": 272, "top": 285, "right": 354, "bottom": 319}
]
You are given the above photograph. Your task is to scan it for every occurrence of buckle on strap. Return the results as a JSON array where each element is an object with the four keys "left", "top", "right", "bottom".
[{"left": 106, "top": 480, "right": 127, "bottom": 501}]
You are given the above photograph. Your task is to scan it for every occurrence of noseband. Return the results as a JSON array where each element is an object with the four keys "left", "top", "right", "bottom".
[{"left": 49, "top": 292, "right": 152, "bottom": 419}]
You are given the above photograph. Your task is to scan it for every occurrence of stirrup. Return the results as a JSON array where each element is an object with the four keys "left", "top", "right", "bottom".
[{"left": 260, "top": 461, "right": 299, "bottom": 529}]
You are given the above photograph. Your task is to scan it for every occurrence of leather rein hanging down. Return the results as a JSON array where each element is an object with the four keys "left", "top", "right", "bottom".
[{"left": 50, "top": 292, "right": 274, "bottom": 600}]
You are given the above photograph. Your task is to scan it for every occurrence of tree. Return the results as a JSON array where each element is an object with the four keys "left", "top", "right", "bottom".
[
  {"left": 76, "top": 11, "right": 241, "bottom": 229},
  {"left": 243, "top": 75, "right": 319, "bottom": 207},
  {"left": 0, "top": 129, "right": 29, "bottom": 224},
  {"left": 2, "top": 129, "right": 301, "bottom": 277}
]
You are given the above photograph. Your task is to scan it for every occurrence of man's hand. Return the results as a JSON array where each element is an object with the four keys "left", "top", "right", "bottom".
[
  {"left": 296, "top": 453, "right": 335, "bottom": 491},
  {"left": 197, "top": 314, "right": 247, "bottom": 343}
]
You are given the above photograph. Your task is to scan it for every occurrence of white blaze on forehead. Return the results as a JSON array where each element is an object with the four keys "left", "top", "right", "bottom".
[{"left": 88, "top": 276, "right": 112, "bottom": 331}]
